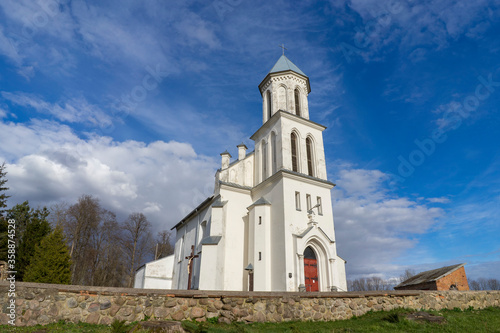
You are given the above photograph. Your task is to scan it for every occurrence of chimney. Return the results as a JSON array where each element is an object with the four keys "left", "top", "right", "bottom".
[
  {"left": 220, "top": 150, "right": 231, "bottom": 169},
  {"left": 237, "top": 143, "right": 248, "bottom": 160}
]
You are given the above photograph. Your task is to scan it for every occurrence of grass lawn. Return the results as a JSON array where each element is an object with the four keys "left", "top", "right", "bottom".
[{"left": 0, "top": 306, "right": 499, "bottom": 332}]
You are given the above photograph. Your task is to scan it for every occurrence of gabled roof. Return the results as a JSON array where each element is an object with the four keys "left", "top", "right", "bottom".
[
  {"left": 269, "top": 55, "right": 307, "bottom": 76},
  {"left": 395, "top": 263, "right": 466, "bottom": 288},
  {"left": 170, "top": 195, "right": 216, "bottom": 230}
]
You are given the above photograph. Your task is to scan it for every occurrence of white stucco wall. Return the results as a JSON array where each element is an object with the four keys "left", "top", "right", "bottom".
[
  {"left": 134, "top": 255, "right": 175, "bottom": 289},
  {"left": 134, "top": 266, "right": 145, "bottom": 289},
  {"left": 172, "top": 200, "right": 213, "bottom": 290}
]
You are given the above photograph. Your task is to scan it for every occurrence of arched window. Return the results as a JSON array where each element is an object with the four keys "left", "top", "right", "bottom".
[
  {"left": 306, "top": 137, "right": 314, "bottom": 176},
  {"left": 271, "top": 132, "right": 277, "bottom": 174},
  {"left": 266, "top": 91, "right": 272, "bottom": 120},
  {"left": 294, "top": 89, "right": 301, "bottom": 117},
  {"left": 262, "top": 140, "right": 267, "bottom": 179},
  {"left": 291, "top": 132, "right": 298, "bottom": 172}
]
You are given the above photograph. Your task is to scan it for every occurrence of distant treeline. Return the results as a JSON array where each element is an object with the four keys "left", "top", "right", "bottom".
[
  {"left": 1, "top": 161, "right": 173, "bottom": 287},
  {"left": 1, "top": 195, "right": 174, "bottom": 287},
  {"left": 347, "top": 269, "right": 500, "bottom": 291}
]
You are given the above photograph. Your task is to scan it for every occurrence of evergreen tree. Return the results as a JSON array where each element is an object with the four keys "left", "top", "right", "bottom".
[
  {"left": 24, "top": 227, "right": 72, "bottom": 284},
  {"left": 0, "top": 162, "right": 9, "bottom": 217},
  {"left": 0, "top": 217, "right": 8, "bottom": 261},
  {"left": 7, "top": 202, "right": 51, "bottom": 280}
]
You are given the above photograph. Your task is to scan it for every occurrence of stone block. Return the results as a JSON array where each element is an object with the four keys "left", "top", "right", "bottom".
[
  {"left": 29, "top": 300, "right": 40, "bottom": 310},
  {"left": 206, "top": 312, "right": 218, "bottom": 319},
  {"left": 109, "top": 304, "right": 121, "bottom": 316},
  {"left": 24, "top": 293, "right": 35, "bottom": 300},
  {"left": 154, "top": 307, "right": 168, "bottom": 318},
  {"left": 254, "top": 311, "right": 266, "bottom": 322},
  {"left": 220, "top": 310, "right": 234, "bottom": 320},
  {"left": 313, "top": 312, "right": 323, "bottom": 320},
  {"left": 85, "top": 312, "right": 100, "bottom": 324},
  {"left": 99, "top": 316, "right": 113, "bottom": 325},
  {"left": 88, "top": 303, "right": 100, "bottom": 313},
  {"left": 115, "top": 297, "right": 126, "bottom": 306},
  {"left": 165, "top": 299, "right": 177, "bottom": 308},
  {"left": 254, "top": 302, "right": 265, "bottom": 312},
  {"left": 67, "top": 298, "right": 78, "bottom": 309},
  {"left": 171, "top": 310, "right": 185, "bottom": 321},
  {"left": 117, "top": 307, "right": 133, "bottom": 317},
  {"left": 214, "top": 300, "right": 223, "bottom": 309},
  {"left": 100, "top": 301, "right": 111, "bottom": 310},
  {"left": 190, "top": 307, "right": 205, "bottom": 319}
]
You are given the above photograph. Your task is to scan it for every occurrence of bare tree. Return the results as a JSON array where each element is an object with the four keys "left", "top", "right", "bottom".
[
  {"left": 348, "top": 276, "right": 397, "bottom": 291},
  {"left": 65, "top": 195, "right": 101, "bottom": 285},
  {"left": 467, "top": 278, "right": 500, "bottom": 290},
  {"left": 92, "top": 218, "right": 127, "bottom": 287},
  {"left": 152, "top": 230, "right": 175, "bottom": 260},
  {"left": 64, "top": 195, "right": 124, "bottom": 286},
  {"left": 399, "top": 269, "right": 416, "bottom": 283},
  {"left": 123, "top": 212, "right": 152, "bottom": 287},
  {"left": 468, "top": 279, "right": 481, "bottom": 290},
  {"left": 48, "top": 202, "right": 69, "bottom": 228},
  {"left": 478, "top": 278, "right": 489, "bottom": 290},
  {"left": 487, "top": 278, "right": 500, "bottom": 290}
]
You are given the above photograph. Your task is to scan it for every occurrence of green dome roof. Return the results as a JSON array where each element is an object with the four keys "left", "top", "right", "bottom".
[{"left": 269, "top": 55, "right": 307, "bottom": 76}]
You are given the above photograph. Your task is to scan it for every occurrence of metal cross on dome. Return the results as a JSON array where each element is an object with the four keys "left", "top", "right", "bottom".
[{"left": 279, "top": 44, "right": 287, "bottom": 55}]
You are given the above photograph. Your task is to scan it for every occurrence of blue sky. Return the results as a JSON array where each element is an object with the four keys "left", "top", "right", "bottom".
[{"left": 0, "top": 0, "right": 499, "bottom": 281}]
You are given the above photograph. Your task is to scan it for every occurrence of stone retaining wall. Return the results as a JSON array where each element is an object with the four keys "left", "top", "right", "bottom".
[{"left": 1, "top": 282, "right": 499, "bottom": 326}]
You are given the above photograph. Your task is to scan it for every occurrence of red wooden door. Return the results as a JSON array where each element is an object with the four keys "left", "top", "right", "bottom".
[{"left": 304, "top": 258, "right": 319, "bottom": 292}]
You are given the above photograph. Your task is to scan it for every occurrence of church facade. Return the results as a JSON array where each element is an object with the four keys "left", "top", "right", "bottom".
[{"left": 137, "top": 55, "right": 347, "bottom": 292}]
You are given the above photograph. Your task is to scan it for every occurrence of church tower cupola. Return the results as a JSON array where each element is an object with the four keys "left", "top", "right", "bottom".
[{"left": 258, "top": 55, "right": 311, "bottom": 123}]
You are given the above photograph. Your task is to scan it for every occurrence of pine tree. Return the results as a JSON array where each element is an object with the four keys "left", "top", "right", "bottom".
[
  {"left": 7, "top": 202, "right": 51, "bottom": 280},
  {"left": 24, "top": 227, "right": 72, "bottom": 284}
]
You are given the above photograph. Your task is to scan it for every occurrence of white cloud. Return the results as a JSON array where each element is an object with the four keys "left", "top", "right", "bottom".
[
  {"left": 345, "top": 0, "right": 499, "bottom": 58},
  {"left": 427, "top": 197, "right": 450, "bottom": 204},
  {"left": 1, "top": 92, "right": 113, "bottom": 127},
  {"left": 332, "top": 167, "right": 443, "bottom": 278},
  {"left": 0, "top": 120, "right": 217, "bottom": 232}
]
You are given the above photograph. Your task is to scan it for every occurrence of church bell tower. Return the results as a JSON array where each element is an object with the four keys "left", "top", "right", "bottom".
[{"left": 258, "top": 55, "right": 311, "bottom": 123}]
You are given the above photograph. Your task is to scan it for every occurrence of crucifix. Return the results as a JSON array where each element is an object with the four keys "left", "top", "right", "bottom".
[
  {"left": 279, "top": 43, "right": 287, "bottom": 55},
  {"left": 185, "top": 245, "right": 199, "bottom": 290}
]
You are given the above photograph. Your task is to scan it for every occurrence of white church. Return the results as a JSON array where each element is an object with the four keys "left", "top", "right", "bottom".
[{"left": 135, "top": 55, "right": 347, "bottom": 292}]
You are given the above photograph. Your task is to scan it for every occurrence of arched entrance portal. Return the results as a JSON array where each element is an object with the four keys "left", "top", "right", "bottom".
[{"left": 304, "top": 246, "right": 318, "bottom": 292}]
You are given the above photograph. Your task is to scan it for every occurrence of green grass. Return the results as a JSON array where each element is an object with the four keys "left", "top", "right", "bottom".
[{"left": 1, "top": 307, "right": 499, "bottom": 332}]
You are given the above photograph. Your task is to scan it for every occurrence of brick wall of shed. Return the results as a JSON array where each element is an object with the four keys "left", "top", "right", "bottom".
[{"left": 436, "top": 267, "right": 469, "bottom": 291}]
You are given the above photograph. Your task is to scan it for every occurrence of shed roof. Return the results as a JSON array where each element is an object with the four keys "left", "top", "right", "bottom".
[{"left": 395, "top": 263, "right": 466, "bottom": 288}]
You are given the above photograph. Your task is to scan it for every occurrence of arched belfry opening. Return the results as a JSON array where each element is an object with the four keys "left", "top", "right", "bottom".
[
  {"left": 304, "top": 246, "right": 318, "bottom": 292},
  {"left": 266, "top": 90, "right": 272, "bottom": 120}
]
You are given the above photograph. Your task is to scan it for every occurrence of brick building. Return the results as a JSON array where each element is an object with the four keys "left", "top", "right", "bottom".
[{"left": 395, "top": 263, "right": 469, "bottom": 291}]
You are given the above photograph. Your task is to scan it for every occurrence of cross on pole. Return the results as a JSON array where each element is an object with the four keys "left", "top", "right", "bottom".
[
  {"left": 185, "top": 245, "right": 199, "bottom": 290},
  {"left": 279, "top": 44, "right": 287, "bottom": 55}
]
